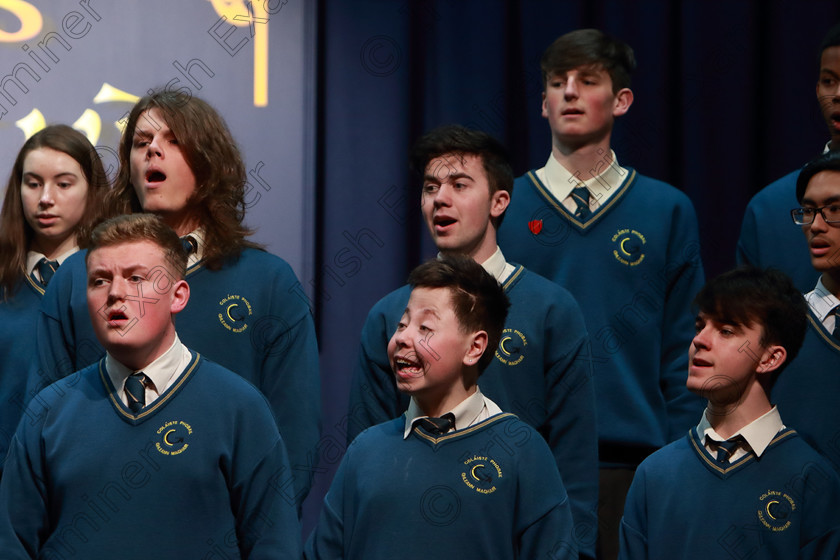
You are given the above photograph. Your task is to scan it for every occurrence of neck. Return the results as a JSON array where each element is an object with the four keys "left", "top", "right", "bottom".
[
  {"left": 550, "top": 137, "right": 613, "bottom": 179},
  {"left": 829, "top": 138, "right": 840, "bottom": 152},
  {"left": 31, "top": 234, "right": 77, "bottom": 261},
  {"left": 822, "top": 271, "right": 840, "bottom": 297},
  {"left": 160, "top": 212, "right": 200, "bottom": 238},
  {"left": 113, "top": 329, "right": 177, "bottom": 372},
  {"left": 414, "top": 383, "right": 476, "bottom": 418},
  {"left": 705, "top": 382, "right": 772, "bottom": 439},
  {"left": 444, "top": 242, "right": 498, "bottom": 267}
]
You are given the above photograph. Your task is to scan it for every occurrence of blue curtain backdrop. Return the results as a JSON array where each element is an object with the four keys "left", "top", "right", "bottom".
[{"left": 306, "top": 0, "right": 840, "bottom": 531}]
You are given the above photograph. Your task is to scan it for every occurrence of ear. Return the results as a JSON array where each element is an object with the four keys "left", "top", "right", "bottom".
[
  {"left": 490, "top": 189, "right": 510, "bottom": 219},
  {"left": 463, "top": 330, "right": 488, "bottom": 367},
  {"left": 541, "top": 91, "right": 548, "bottom": 119},
  {"left": 168, "top": 279, "right": 190, "bottom": 315},
  {"left": 756, "top": 345, "right": 787, "bottom": 375},
  {"left": 612, "top": 88, "right": 634, "bottom": 117}
]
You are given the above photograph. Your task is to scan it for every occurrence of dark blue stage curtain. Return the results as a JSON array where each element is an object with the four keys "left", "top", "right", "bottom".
[{"left": 306, "top": 0, "right": 840, "bottom": 532}]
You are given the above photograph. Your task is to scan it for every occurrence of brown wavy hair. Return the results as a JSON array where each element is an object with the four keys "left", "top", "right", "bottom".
[
  {"left": 108, "top": 90, "right": 259, "bottom": 270},
  {"left": 0, "top": 124, "right": 111, "bottom": 297}
]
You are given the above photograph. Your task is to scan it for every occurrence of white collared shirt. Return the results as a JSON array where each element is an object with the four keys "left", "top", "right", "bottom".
[
  {"left": 26, "top": 246, "right": 79, "bottom": 282},
  {"left": 805, "top": 277, "right": 840, "bottom": 331},
  {"left": 697, "top": 406, "right": 785, "bottom": 462},
  {"left": 438, "top": 246, "right": 515, "bottom": 285},
  {"left": 479, "top": 246, "right": 516, "bottom": 284},
  {"left": 403, "top": 387, "right": 503, "bottom": 439},
  {"left": 106, "top": 335, "right": 192, "bottom": 408},
  {"left": 534, "top": 150, "right": 629, "bottom": 213}
]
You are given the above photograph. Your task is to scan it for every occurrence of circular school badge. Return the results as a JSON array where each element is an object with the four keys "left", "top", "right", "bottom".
[
  {"left": 218, "top": 294, "right": 253, "bottom": 333},
  {"left": 461, "top": 455, "right": 503, "bottom": 495},
  {"left": 495, "top": 328, "right": 527, "bottom": 366},
  {"left": 757, "top": 490, "right": 795, "bottom": 532},
  {"left": 155, "top": 420, "right": 193, "bottom": 456},
  {"left": 611, "top": 228, "right": 646, "bottom": 266}
]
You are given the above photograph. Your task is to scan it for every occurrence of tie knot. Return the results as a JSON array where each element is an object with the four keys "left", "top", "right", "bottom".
[
  {"left": 124, "top": 372, "right": 148, "bottom": 413},
  {"left": 418, "top": 412, "right": 456, "bottom": 435},
  {"left": 36, "top": 257, "right": 59, "bottom": 286},
  {"left": 181, "top": 236, "right": 197, "bottom": 255},
  {"left": 710, "top": 435, "right": 744, "bottom": 464}
]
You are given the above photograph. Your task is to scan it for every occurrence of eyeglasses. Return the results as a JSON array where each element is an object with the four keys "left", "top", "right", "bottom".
[{"left": 790, "top": 205, "right": 840, "bottom": 225}]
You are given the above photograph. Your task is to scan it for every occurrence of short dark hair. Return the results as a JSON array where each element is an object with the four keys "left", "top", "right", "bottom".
[
  {"left": 541, "top": 29, "right": 636, "bottom": 92},
  {"left": 693, "top": 266, "right": 807, "bottom": 387},
  {"left": 410, "top": 125, "right": 513, "bottom": 227},
  {"left": 795, "top": 151, "right": 840, "bottom": 203},
  {"left": 819, "top": 22, "right": 840, "bottom": 59},
  {"left": 86, "top": 214, "right": 187, "bottom": 280},
  {"left": 407, "top": 255, "right": 510, "bottom": 373}
]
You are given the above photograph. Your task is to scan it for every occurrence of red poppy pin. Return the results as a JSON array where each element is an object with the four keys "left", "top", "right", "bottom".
[{"left": 528, "top": 220, "right": 543, "bottom": 235}]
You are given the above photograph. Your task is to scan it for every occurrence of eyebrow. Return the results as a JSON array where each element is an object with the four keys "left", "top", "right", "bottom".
[
  {"left": 404, "top": 306, "right": 441, "bottom": 320},
  {"left": 802, "top": 195, "right": 840, "bottom": 205},
  {"left": 23, "top": 171, "right": 78, "bottom": 180},
  {"left": 820, "top": 69, "right": 840, "bottom": 79},
  {"left": 424, "top": 171, "right": 474, "bottom": 183}
]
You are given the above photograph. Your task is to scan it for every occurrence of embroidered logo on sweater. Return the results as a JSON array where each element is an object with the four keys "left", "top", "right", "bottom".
[
  {"left": 156, "top": 420, "right": 193, "bottom": 456},
  {"left": 756, "top": 490, "right": 795, "bottom": 532},
  {"left": 611, "top": 229, "right": 646, "bottom": 266},
  {"left": 495, "top": 328, "right": 527, "bottom": 366},
  {"left": 218, "top": 294, "right": 253, "bottom": 333},
  {"left": 461, "top": 455, "right": 502, "bottom": 494}
]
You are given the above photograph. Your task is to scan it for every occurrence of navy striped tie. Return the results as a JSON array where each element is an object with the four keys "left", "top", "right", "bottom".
[
  {"left": 571, "top": 186, "right": 591, "bottom": 220},
  {"left": 124, "top": 372, "right": 148, "bottom": 413},
  {"left": 35, "top": 258, "right": 59, "bottom": 286},
  {"left": 419, "top": 412, "right": 456, "bottom": 434},
  {"left": 714, "top": 437, "right": 743, "bottom": 465}
]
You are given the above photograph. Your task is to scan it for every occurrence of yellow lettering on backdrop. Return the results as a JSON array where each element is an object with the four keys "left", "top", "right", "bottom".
[
  {"left": 0, "top": 0, "right": 42, "bottom": 42},
  {"left": 209, "top": 0, "right": 268, "bottom": 107}
]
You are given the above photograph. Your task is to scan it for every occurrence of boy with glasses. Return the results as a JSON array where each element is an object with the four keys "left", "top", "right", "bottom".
[
  {"left": 737, "top": 22, "right": 840, "bottom": 291},
  {"left": 772, "top": 151, "right": 840, "bottom": 474}
]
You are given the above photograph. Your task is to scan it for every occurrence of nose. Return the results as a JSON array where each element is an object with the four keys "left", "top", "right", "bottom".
[
  {"left": 391, "top": 325, "right": 410, "bottom": 349},
  {"left": 564, "top": 76, "right": 579, "bottom": 99},
  {"left": 39, "top": 184, "right": 55, "bottom": 207},
  {"left": 147, "top": 136, "right": 164, "bottom": 158},
  {"left": 433, "top": 184, "right": 452, "bottom": 207},
  {"left": 108, "top": 276, "right": 127, "bottom": 303},
  {"left": 692, "top": 325, "right": 711, "bottom": 350},
  {"left": 810, "top": 210, "right": 830, "bottom": 233}
]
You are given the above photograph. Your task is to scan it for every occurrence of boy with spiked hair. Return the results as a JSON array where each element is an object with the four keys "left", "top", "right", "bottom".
[
  {"left": 0, "top": 214, "right": 301, "bottom": 559},
  {"left": 620, "top": 266, "right": 840, "bottom": 559},
  {"left": 308, "top": 255, "right": 577, "bottom": 559},
  {"left": 347, "top": 124, "right": 598, "bottom": 556}
]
